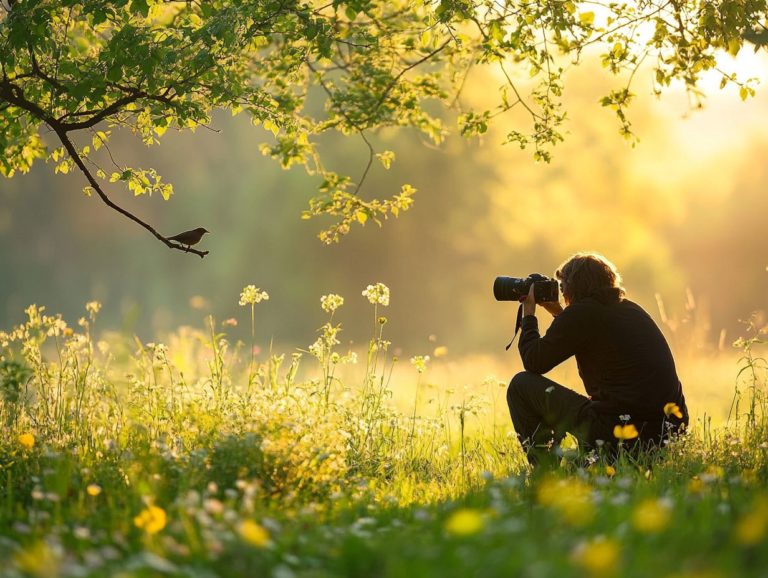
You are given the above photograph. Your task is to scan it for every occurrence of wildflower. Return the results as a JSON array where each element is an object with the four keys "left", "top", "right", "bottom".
[
  {"left": 444, "top": 508, "right": 485, "bottom": 536},
  {"left": 433, "top": 345, "right": 448, "bottom": 358},
  {"left": 613, "top": 424, "right": 638, "bottom": 441},
  {"left": 378, "top": 316, "right": 387, "bottom": 325},
  {"left": 735, "top": 496, "right": 768, "bottom": 545},
  {"left": 632, "top": 498, "right": 671, "bottom": 533},
  {"left": 537, "top": 477, "right": 594, "bottom": 525},
  {"left": 560, "top": 432, "right": 579, "bottom": 453},
  {"left": 308, "top": 338, "right": 325, "bottom": 359},
  {"left": 410, "top": 355, "right": 430, "bottom": 374},
  {"left": 238, "top": 519, "right": 271, "bottom": 547},
  {"left": 687, "top": 477, "right": 703, "bottom": 495},
  {"left": 86, "top": 484, "right": 102, "bottom": 497},
  {"left": 735, "top": 512, "right": 768, "bottom": 545},
  {"left": 701, "top": 465, "right": 724, "bottom": 482},
  {"left": 134, "top": 505, "right": 167, "bottom": 534},
  {"left": 14, "top": 541, "right": 58, "bottom": 576},
  {"left": 320, "top": 294, "right": 344, "bottom": 313},
  {"left": 239, "top": 285, "right": 269, "bottom": 306},
  {"left": 572, "top": 537, "right": 620, "bottom": 576},
  {"left": 644, "top": 469, "right": 653, "bottom": 481},
  {"left": 605, "top": 465, "right": 616, "bottom": 478},
  {"left": 222, "top": 318, "right": 238, "bottom": 327},
  {"left": 18, "top": 433, "right": 35, "bottom": 450},
  {"left": 85, "top": 301, "right": 102, "bottom": 317},
  {"left": 663, "top": 402, "right": 683, "bottom": 419},
  {"left": 362, "top": 283, "right": 390, "bottom": 306}
]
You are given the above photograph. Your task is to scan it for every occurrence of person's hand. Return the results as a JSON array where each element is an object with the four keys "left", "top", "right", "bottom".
[
  {"left": 521, "top": 283, "right": 536, "bottom": 317},
  {"left": 540, "top": 300, "right": 564, "bottom": 318}
]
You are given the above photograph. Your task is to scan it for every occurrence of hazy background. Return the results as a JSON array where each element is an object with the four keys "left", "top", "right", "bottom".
[{"left": 1, "top": 55, "right": 766, "bottom": 364}]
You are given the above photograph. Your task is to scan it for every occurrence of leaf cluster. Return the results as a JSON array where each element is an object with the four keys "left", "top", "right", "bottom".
[{"left": 1, "top": 0, "right": 766, "bottom": 250}]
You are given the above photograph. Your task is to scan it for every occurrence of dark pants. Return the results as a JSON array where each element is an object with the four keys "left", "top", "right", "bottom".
[{"left": 506, "top": 371, "right": 674, "bottom": 465}]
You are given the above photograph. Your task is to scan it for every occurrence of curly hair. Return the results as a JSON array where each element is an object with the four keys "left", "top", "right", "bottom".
[{"left": 555, "top": 252, "right": 626, "bottom": 305}]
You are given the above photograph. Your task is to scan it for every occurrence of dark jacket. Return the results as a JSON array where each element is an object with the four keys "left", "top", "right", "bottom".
[{"left": 518, "top": 297, "right": 688, "bottom": 423}]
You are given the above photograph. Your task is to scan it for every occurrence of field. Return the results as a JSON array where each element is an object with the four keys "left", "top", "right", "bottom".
[{"left": 0, "top": 285, "right": 766, "bottom": 578}]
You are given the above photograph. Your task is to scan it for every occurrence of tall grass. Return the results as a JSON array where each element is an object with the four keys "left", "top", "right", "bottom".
[{"left": 0, "top": 286, "right": 765, "bottom": 577}]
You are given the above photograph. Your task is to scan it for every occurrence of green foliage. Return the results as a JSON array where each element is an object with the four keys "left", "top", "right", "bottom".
[
  {"left": 0, "top": 293, "right": 767, "bottom": 576},
  {"left": 1, "top": 1, "right": 766, "bottom": 245}
]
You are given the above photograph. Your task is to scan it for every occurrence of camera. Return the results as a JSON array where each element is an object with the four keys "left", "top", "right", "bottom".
[{"left": 493, "top": 273, "right": 560, "bottom": 303}]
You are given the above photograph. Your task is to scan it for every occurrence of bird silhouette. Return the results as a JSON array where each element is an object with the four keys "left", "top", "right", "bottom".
[{"left": 167, "top": 227, "right": 210, "bottom": 250}]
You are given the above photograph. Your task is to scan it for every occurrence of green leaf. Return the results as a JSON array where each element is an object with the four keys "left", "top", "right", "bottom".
[
  {"left": 106, "top": 65, "right": 123, "bottom": 83},
  {"left": 130, "top": 0, "right": 150, "bottom": 17}
]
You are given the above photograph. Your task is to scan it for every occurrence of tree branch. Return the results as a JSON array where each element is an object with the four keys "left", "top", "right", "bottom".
[
  {"left": 58, "top": 94, "right": 141, "bottom": 130},
  {"left": 365, "top": 39, "right": 452, "bottom": 124},
  {"left": 52, "top": 127, "right": 209, "bottom": 258},
  {"left": 0, "top": 79, "right": 208, "bottom": 258}
]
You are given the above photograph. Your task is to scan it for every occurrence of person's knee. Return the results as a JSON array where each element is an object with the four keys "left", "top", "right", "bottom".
[{"left": 507, "top": 371, "right": 536, "bottom": 404}]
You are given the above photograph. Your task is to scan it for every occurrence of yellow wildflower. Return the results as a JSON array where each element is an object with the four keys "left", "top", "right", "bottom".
[
  {"left": 14, "top": 541, "right": 58, "bottom": 576},
  {"left": 572, "top": 537, "right": 620, "bottom": 576},
  {"left": 735, "top": 511, "right": 767, "bottom": 545},
  {"left": 18, "top": 433, "right": 35, "bottom": 450},
  {"left": 735, "top": 496, "right": 768, "bottom": 546},
  {"left": 86, "top": 484, "right": 102, "bottom": 497},
  {"left": 134, "top": 505, "right": 167, "bottom": 534},
  {"left": 410, "top": 355, "right": 430, "bottom": 374},
  {"left": 613, "top": 424, "right": 638, "bottom": 441},
  {"left": 632, "top": 498, "right": 671, "bottom": 533},
  {"left": 663, "top": 402, "right": 683, "bottom": 419},
  {"left": 605, "top": 465, "right": 617, "bottom": 478},
  {"left": 537, "top": 477, "right": 594, "bottom": 525},
  {"left": 688, "top": 477, "right": 704, "bottom": 495},
  {"left": 560, "top": 432, "right": 579, "bottom": 453},
  {"left": 703, "top": 465, "right": 724, "bottom": 481},
  {"left": 239, "top": 519, "right": 271, "bottom": 547},
  {"left": 444, "top": 508, "right": 485, "bottom": 536},
  {"left": 433, "top": 345, "right": 448, "bottom": 358}
]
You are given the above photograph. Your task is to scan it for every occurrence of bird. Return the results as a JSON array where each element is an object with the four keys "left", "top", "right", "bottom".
[{"left": 167, "top": 227, "right": 210, "bottom": 250}]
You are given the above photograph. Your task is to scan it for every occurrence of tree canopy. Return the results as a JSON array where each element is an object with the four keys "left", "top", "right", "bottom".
[{"left": 1, "top": 0, "right": 765, "bottom": 256}]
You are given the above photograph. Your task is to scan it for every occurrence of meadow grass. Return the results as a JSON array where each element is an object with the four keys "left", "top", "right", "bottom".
[{"left": 0, "top": 286, "right": 766, "bottom": 578}]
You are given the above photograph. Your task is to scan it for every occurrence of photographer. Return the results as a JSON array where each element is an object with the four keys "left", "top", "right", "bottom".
[{"left": 505, "top": 252, "right": 688, "bottom": 464}]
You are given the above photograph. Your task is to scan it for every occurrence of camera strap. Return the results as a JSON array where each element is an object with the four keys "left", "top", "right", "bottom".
[{"left": 505, "top": 303, "right": 524, "bottom": 351}]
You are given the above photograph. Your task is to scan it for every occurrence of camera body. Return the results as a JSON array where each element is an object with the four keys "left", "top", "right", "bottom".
[{"left": 493, "top": 273, "right": 560, "bottom": 303}]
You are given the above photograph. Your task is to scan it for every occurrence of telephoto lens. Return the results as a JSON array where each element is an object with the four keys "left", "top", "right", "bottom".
[
  {"left": 493, "top": 277, "right": 528, "bottom": 301},
  {"left": 493, "top": 274, "right": 559, "bottom": 302}
]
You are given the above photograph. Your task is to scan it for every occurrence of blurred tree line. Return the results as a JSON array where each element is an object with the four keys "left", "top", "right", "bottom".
[{"left": 1, "top": 64, "right": 766, "bottom": 355}]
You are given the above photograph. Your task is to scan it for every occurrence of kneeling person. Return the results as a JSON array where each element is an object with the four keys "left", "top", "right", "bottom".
[{"left": 506, "top": 252, "right": 688, "bottom": 464}]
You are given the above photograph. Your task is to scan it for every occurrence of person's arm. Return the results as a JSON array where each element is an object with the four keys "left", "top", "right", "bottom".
[{"left": 518, "top": 287, "right": 584, "bottom": 374}]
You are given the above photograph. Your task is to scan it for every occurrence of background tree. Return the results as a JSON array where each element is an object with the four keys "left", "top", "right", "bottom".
[{"left": 1, "top": 0, "right": 765, "bottom": 256}]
